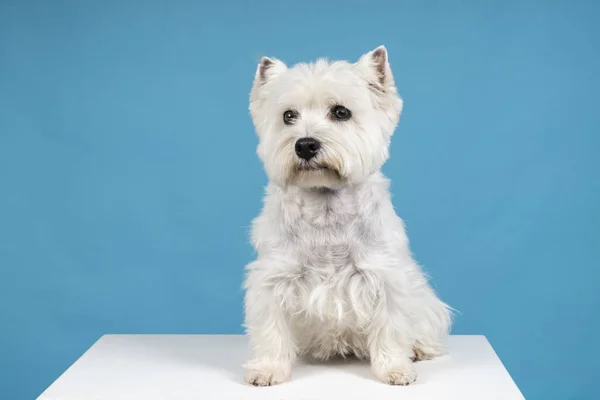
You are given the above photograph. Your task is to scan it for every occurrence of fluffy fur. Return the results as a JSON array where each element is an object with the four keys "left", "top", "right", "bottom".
[{"left": 243, "top": 46, "right": 451, "bottom": 386}]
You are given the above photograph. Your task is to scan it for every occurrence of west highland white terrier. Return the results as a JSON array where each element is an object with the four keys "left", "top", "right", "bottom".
[{"left": 243, "top": 46, "right": 451, "bottom": 386}]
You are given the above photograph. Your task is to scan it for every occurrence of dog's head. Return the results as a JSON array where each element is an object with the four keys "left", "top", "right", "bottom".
[{"left": 249, "top": 46, "right": 403, "bottom": 189}]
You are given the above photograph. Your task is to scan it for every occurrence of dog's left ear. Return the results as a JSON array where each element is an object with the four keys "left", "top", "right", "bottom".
[
  {"left": 355, "top": 46, "right": 403, "bottom": 127},
  {"left": 355, "top": 46, "right": 395, "bottom": 92}
]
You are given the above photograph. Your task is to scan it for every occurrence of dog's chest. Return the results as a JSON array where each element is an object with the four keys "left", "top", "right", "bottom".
[
  {"left": 282, "top": 192, "right": 379, "bottom": 301},
  {"left": 260, "top": 187, "right": 386, "bottom": 334},
  {"left": 288, "top": 192, "right": 363, "bottom": 271}
]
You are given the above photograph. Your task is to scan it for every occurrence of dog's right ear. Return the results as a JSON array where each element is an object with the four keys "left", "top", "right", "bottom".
[
  {"left": 250, "top": 57, "right": 287, "bottom": 127},
  {"left": 253, "top": 56, "right": 287, "bottom": 88}
]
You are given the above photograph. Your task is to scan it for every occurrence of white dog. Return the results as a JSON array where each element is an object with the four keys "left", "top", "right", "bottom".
[{"left": 243, "top": 46, "right": 451, "bottom": 386}]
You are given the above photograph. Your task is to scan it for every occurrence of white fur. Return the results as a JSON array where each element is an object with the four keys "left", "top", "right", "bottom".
[{"left": 243, "top": 46, "right": 451, "bottom": 386}]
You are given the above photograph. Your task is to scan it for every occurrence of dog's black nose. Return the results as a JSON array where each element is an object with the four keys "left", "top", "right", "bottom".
[{"left": 295, "top": 137, "right": 321, "bottom": 161}]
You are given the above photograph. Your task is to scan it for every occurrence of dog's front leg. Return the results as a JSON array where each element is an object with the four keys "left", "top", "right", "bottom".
[
  {"left": 368, "top": 310, "right": 417, "bottom": 385},
  {"left": 243, "top": 260, "right": 296, "bottom": 386}
]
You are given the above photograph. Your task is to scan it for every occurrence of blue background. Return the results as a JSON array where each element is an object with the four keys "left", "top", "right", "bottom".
[{"left": 1, "top": 1, "right": 599, "bottom": 399}]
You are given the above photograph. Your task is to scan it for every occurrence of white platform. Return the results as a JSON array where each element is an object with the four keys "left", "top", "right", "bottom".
[{"left": 38, "top": 335, "right": 524, "bottom": 400}]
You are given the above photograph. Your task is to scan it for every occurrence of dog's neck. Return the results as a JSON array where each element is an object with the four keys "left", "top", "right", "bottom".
[
  {"left": 288, "top": 172, "right": 384, "bottom": 197},
  {"left": 307, "top": 186, "right": 337, "bottom": 195},
  {"left": 276, "top": 172, "right": 390, "bottom": 221},
  {"left": 265, "top": 172, "right": 391, "bottom": 235},
  {"left": 288, "top": 182, "right": 359, "bottom": 202}
]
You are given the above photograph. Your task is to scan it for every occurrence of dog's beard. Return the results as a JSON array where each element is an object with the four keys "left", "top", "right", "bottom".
[
  {"left": 264, "top": 138, "right": 352, "bottom": 189},
  {"left": 288, "top": 159, "right": 345, "bottom": 189}
]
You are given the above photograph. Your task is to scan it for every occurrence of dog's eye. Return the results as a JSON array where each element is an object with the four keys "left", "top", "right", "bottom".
[
  {"left": 330, "top": 105, "right": 351, "bottom": 121},
  {"left": 283, "top": 110, "right": 298, "bottom": 125}
]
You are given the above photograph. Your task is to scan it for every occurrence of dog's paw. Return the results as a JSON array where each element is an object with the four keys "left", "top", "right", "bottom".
[
  {"left": 411, "top": 346, "right": 437, "bottom": 362},
  {"left": 375, "top": 364, "right": 417, "bottom": 386},
  {"left": 244, "top": 364, "right": 290, "bottom": 386}
]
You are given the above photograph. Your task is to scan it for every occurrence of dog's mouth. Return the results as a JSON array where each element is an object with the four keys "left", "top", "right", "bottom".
[
  {"left": 297, "top": 163, "right": 331, "bottom": 172},
  {"left": 295, "top": 162, "right": 340, "bottom": 176},
  {"left": 289, "top": 161, "right": 346, "bottom": 189}
]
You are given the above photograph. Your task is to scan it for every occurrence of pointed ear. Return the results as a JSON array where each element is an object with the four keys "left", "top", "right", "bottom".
[
  {"left": 355, "top": 46, "right": 403, "bottom": 127},
  {"left": 356, "top": 45, "right": 395, "bottom": 92},
  {"left": 253, "top": 56, "right": 287, "bottom": 88},
  {"left": 249, "top": 56, "right": 287, "bottom": 128}
]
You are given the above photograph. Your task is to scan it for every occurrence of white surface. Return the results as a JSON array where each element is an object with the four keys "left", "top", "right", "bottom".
[{"left": 38, "top": 335, "right": 524, "bottom": 400}]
